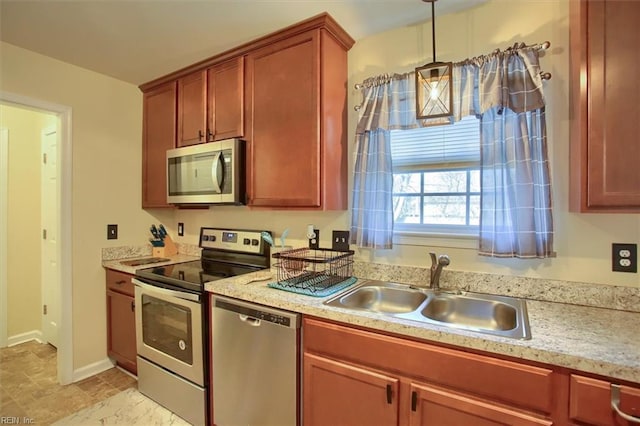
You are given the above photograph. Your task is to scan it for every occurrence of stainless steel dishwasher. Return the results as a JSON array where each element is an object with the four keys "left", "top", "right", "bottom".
[{"left": 212, "top": 295, "right": 300, "bottom": 426}]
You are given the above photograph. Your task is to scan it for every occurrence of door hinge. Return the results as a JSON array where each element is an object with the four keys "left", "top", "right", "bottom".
[
  {"left": 42, "top": 229, "right": 47, "bottom": 240},
  {"left": 43, "top": 153, "right": 47, "bottom": 165},
  {"left": 43, "top": 304, "right": 47, "bottom": 315}
]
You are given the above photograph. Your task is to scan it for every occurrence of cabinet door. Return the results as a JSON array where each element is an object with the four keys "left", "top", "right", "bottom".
[
  {"left": 207, "top": 57, "right": 244, "bottom": 141},
  {"left": 177, "top": 70, "right": 207, "bottom": 147},
  {"left": 142, "top": 81, "right": 176, "bottom": 208},
  {"left": 245, "top": 31, "right": 321, "bottom": 207},
  {"left": 303, "top": 353, "right": 399, "bottom": 426},
  {"left": 570, "top": 0, "right": 640, "bottom": 211},
  {"left": 409, "top": 382, "right": 551, "bottom": 426},
  {"left": 569, "top": 375, "right": 640, "bottom": 426},
  {"left": 106, "top": 289, "right": 137, "bottom": 374}
]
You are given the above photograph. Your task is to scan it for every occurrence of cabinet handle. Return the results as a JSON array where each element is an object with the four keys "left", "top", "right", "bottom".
[
  {"left": 198, "top": 130, "right": 204, "bottom": 141},
  {"left": 207, "top": 129, "right": 214, "bottom": 141},
  {"left": 131, "top": 301, "right": 135, "bottom": 312},
  {"left": 611, "top": 384, "right": 640, "bottom": 423},
  {"left": 115, "top": 280, "right": 126, "bottom": 285},
  {"left": 386, "top": 384, "right": 392, "bottom": 404},
  {"left": 411, "top": 391, "right": 417, "bottom": 412}
]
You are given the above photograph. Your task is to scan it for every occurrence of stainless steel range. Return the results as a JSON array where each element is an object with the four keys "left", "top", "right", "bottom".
[{"left": 132, "top": 227, "right": 270, "bottom": 426}]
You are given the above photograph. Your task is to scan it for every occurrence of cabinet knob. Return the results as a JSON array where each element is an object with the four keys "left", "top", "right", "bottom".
[{"left": 131, "top": 301, "right": 135, "bottom": 312}]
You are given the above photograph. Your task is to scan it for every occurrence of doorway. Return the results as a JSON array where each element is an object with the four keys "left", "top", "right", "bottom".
[{"left": 0, "top": 92, "right": 73, "bottom": 385}]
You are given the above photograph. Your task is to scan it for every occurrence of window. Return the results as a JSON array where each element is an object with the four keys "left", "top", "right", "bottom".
[{"left": 390, "top": 115, "right": 480, "bottom": 236}]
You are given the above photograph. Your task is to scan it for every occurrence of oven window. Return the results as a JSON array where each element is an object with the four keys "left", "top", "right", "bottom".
[{"left": 141, "top": 294, "right": 193, "bottom": 365}]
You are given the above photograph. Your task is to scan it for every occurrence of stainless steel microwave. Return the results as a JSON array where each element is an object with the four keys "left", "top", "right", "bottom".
[{"left": 167, "top": 139, "right": 245, "bottom": 205}]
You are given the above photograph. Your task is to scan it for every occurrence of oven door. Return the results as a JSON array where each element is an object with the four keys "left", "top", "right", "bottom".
[{"left": 133, "top": 278, "right": 204, "bottom": 386}]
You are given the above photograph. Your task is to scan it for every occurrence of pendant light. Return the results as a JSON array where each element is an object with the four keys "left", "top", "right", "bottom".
[{"left": 415, "top": 0, "right": 453, "bottom": 120}]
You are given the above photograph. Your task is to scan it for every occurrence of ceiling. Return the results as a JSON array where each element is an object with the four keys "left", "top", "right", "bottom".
[{"left": 0, "top": 0, "right": 486, "bottom": 86}]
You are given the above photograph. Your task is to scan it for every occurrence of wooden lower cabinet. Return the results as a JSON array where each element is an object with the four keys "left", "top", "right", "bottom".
[
  {"left": 304, "top": 353, "right": 399, "bottom": 426},
  {"left": 302, "top": 317, "right": 559, "bottom": 426},
  {"left": 410, "top": 382, "right": 551, "bottom": 426},
  {"left": 569, "top": 375, "right": 640, "bottom": 426},
  {"left": 105, "top": 269, "right": 137, "bottom": 375}
]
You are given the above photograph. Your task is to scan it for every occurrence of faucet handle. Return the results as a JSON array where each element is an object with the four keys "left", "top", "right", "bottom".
[{"left": 429, "top": 252, "right": 437, "bottom": 267}]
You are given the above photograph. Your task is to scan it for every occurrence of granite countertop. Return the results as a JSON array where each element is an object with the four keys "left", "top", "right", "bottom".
[{"left": 205, "top": 270, "right": 640, "bottom": 384}]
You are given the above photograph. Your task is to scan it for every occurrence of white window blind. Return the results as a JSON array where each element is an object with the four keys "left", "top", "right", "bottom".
[{"left": 390, "top": 115, "right": 480, "bottom": 170}]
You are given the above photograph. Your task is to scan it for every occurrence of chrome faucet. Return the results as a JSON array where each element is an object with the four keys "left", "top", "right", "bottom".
[{"left": 429, "top": 252, "right": 450, "bottom": 291}]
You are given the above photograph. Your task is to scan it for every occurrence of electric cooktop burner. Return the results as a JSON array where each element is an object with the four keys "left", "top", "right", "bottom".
[{"left": 134, "top": 228, "right": 270, "bottom": 294}]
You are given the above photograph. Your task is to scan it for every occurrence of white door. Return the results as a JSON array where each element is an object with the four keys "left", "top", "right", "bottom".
[{"left": 41, "top": 126, "right": 59, "bottom": 347}]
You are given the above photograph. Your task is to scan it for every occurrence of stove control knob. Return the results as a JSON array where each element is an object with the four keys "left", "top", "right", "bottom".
[
  {"left": 251, "top": 239, "right": 259, "bottom": 246},
  {"left": 202, "top": 235, "right": 209, "bottom": 241},
  {"left": 243, "top": 238, "right": 250, "bottom": 245},
  {"left": 210, "top": 235, "right": 216, "bottom": 242}
]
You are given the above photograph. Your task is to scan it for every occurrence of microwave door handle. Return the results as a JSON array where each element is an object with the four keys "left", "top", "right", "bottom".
[{"left": 211, "top": 151, "right": 223, "bottom": 193}]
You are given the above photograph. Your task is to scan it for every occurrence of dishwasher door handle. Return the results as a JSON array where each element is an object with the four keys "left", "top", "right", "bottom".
[{"left": 239, "top": 314, "right": 261, "bottom": 326}]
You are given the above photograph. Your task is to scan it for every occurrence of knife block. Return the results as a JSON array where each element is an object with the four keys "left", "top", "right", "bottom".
[{"left": 152, "top": 235, "right": 178, "bottom": 257}]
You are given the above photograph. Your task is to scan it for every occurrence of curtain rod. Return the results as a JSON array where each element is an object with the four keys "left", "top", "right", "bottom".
[{"left": 354, "top": 40, "right": 551, "bottom": 93}]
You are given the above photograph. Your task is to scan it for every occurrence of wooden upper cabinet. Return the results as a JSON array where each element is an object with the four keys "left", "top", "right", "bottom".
[
  {"left": 570, "top": 0, "right": 640, "bottom": 212},
  {"left": 177, "top": 59, "right": 244, "bottom": 147},
  {"left": 245, "top": 23, "right": 353, "bottom": 209},
  {"left": 142, "top": 81, "right": 176, "bottom": 208},
  {"left": 207, "top": 57, "right": 244, "bottom": 141},
  {"left": 177, "top": 70, "right": 207, "bottom": 147}
]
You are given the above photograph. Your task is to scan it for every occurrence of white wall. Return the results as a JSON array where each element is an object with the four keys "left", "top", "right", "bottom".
[
  {"left": 170, "top": 0, "right": 639, "bottom": 288},
  {"left": 0, "top": 41, "right": 157, "bottom": 369}
]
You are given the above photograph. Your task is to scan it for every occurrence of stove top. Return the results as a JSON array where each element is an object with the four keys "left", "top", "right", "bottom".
[{"left": 134, "top": 227, "right": 271, "bottom": 294}]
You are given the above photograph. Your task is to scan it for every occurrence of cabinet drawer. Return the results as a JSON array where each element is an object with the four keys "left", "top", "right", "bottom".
[
  {"left": 570, "top": 375, "right": 640, "bottom": 425},
  {"left": 303, "top": 318, "right": 554, "bottom": 414},
  {"left": 106, "top": 269, "right": 134, "bottom": 296}
]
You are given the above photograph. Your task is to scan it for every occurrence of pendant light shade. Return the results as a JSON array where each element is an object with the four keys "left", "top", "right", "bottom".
[{"left": 415, "top": 0, "right": 453, "bottom": 120}]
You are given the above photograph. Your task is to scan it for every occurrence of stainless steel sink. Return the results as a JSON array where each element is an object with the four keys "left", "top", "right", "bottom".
[
  {"left": 324, "top": 280, "right": 531, "bottom": 340},
  {"left": 419, "top": 292, "right": 530, "bottom": 339},
  {"left": 332, "top": 284, "right": 427, "bottom": 314}
]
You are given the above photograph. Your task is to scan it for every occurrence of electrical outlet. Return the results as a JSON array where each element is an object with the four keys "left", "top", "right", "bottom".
[
  {"left": 612, "top": 243, "right": 637, "bottom": 273},
  {"left": 332, "top": 230, "right": 350, "bottom": 251},
  {"left": 178, "top": 222, "right": 184, "bottom": 236},
  {"left": 107, "top": 224, "right": 118, "bottom": 240},
  {"left": 309, "top": 229, "right": 320, "bottom": 249}
]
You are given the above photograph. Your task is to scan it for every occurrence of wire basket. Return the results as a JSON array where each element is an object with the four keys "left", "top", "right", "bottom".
[{"left": 272, "top": 248, "right": 355, "bottom": 294}]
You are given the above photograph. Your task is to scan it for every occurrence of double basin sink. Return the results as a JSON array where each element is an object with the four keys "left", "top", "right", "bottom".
[{"left": 324, "top": 280, "right": 531, "bottom": 340}]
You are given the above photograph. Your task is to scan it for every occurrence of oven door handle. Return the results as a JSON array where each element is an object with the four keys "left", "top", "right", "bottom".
[{"left": 132, "top": 278, "right": 201, "bottom": 303}]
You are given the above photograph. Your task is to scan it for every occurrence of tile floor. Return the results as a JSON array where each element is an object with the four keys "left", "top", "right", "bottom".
[{"left": 0, "top": 340, "right": 137, "bottom": 425}]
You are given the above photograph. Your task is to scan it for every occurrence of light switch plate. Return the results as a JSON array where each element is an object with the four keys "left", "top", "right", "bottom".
[
  {"left": 332, "top": 230, "right": 350, "bottom": 251},
  {"left": 107, "top": 224, "right": 118, "bottom": 240}
]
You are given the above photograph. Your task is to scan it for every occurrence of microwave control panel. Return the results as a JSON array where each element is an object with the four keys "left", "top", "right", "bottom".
[{"left": 199, "top": 227, "right": 265, "bottom": 254}]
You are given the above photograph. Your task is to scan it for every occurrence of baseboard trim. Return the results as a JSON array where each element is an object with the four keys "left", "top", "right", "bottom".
[
  {"left": 72, "top": 357, "right": 115, "bottom": 383},
  {"left": 7, "top": 330, "right": 43, "bottom": 346}
]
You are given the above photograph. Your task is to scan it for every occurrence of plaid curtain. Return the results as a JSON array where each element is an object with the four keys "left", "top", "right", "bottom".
[
  {"left": 474, "top": 46, "right": 555, "bottom": 258},
  {"left": 351, "top": 45, "right": 554, "bottom": 256}
]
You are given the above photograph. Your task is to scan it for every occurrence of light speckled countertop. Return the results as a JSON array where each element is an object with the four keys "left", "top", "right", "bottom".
[
  {"left": 204, "top": 271, "right": 640, "bottom": 384},
  {"left": 102, "top": 248, "right": 639, "bottom": 385}
]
